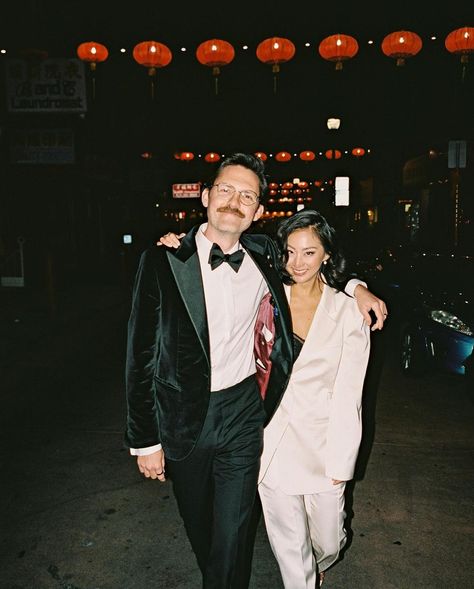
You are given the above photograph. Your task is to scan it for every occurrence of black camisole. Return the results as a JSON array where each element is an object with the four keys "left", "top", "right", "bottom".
[{"left": 293, "top": 333, "right": 305, "bottom": 361}]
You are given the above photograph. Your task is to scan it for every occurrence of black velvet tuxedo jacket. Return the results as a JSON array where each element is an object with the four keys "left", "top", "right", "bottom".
[{"left": 124, "top": 224, "right": 293, "bottom": 461}]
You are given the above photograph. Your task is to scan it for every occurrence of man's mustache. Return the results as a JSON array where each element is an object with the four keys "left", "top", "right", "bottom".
[{"left": 217, "top": 206, "right": 245, "bottom": 218}]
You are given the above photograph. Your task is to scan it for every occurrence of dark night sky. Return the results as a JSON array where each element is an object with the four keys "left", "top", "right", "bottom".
[{"left": 1, "top": 0, "right": 473, "bottom": 167}]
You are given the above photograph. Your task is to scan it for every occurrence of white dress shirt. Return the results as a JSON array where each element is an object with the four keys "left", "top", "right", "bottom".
[{"left": 130, "top": 223, "right": 267, "bottom": 456}]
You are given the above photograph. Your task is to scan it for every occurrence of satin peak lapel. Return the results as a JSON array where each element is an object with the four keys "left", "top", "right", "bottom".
[{"left": 167, "top": 248, "right": 210, "bottom": 366}]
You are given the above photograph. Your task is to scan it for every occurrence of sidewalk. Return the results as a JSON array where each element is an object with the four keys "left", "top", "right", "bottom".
[{"left": 1, "top": 282, "right": 473, "bottom": 588}]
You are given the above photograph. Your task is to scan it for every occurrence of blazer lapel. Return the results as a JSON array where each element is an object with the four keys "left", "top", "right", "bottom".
[
  {"left": 241, "top": 237, "right": 292, "bottom": 336},
  {"left": 289, "top": 281, "right": 337, "bottom": 368},
  {"left": 167, "top": 227, "right": 210, "bottom": 366}
]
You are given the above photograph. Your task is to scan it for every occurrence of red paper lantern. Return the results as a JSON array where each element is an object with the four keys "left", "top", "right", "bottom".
[
  {"left": 445, "top": 26, "right": 474, "bottom": 79},
  {"left": 275, "top": 151, "right": 292, "bottom": 162},
  {"left": 352, "top": 147, "right": 366, "bottom": 157},
  {"left": 268, "top": 182, "right": 279, "bottom": 189},
  {"left": 180, "top": 152, "right": 194, "bottom": 161},
  {"left": 77, "top": 41, "right": 108, "bottom": 100},
  {"left": 445, "top": 26, "right": 474, "bottom": 61},
  {"left": 282, "top": 181, "right": 294, "bottom": 189},
  {"left": 133, "top": 41, "right": 172, "bottom": 98},
  {"left": 133, "top": 40, "right": 172, "bottom": 71},
  {"left": 318, "top": 34, "right": 358, "bottom": 70},
  {"left": 204, "top": 152, "right": 221, "bottom": 163},
  {"left": 299, "top": 151, "right": 316, "bottom": 161},
  {"left": 325, "top": 149, "right": 342, "bottom": 160},
  {"left": 256, "top": 37, "right": 296, "bottom": 93},
  {"left": 255, "top": 152, "right": 268, "bottom": 161},
  {"left": 196, "top": 39, "right": 235, "bottom": 94},
  {"left": 77, "top": 41, "right": 108, "bottom": 70},
  {"left": 381, "top": 31, "right": 422, "bottom": 66}
]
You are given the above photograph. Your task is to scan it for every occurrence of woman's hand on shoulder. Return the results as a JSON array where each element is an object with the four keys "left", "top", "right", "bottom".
[{"left": 157, "top": 232, "right": 185, "bottom": 248}]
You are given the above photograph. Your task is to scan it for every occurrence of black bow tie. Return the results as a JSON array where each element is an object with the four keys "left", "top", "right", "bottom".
[{"left": 208, "top": 243, "right": 245, "bottom": 272}]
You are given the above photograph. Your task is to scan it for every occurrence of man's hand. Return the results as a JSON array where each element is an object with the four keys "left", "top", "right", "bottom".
[
  {"left": 353, "top": 284, "right": 388, "bottom": 331},
  {"left": 157, "top": 232, "right": 185, "bottom": 248},
  {"left": 137, "top": 449, "right": 166, "bottom": 482}
]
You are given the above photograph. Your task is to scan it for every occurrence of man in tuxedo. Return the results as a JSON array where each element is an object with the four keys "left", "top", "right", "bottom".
[{"left": 124, "top": 153, "right": 387, "bottom": 588}]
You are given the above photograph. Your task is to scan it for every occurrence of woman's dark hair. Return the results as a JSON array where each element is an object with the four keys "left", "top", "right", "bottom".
[
  {"left": 210, "top": 153, "right": 268, "bottom": 201},
  {"left": 276, "top": 209, "right": 348, "bottom": 290}
]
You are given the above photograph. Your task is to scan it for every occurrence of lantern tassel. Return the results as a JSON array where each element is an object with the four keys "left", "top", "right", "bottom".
[
  {"left": 461, "top": 55, "right": 468, "bottom": 82},
  {"left": 89, "top": 63, "right": 97, "bottom": 101},
  {"left": 212, "top": 67, "right": 221, "bottom": 96},
  {"left": 272, "top": 64, "right": 280, "bottom": 95},
  {"left": 148, "top": 67, "right": 157, "bottom": 101}
]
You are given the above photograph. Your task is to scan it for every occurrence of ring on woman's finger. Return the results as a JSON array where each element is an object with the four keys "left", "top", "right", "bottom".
[{"left": 156, "top": 471, "right": 163, "bottom": 475}]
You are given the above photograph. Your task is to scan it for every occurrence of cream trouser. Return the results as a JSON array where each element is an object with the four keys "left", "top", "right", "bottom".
[{"left": 258, "top": 480, "right": 347, "bottom": 589}]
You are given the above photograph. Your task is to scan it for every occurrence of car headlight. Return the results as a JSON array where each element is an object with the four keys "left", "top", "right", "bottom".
[{"left": 430, "top": 310, "right": 473, "bottom": 336}]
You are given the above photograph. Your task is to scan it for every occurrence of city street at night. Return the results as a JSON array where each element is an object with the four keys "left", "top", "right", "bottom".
[
  {"left": 1, "top": 2, "right": 473, "bottom": 588},
  {"left": 1, "top": 280, "right": 473, "bottom": 588}
]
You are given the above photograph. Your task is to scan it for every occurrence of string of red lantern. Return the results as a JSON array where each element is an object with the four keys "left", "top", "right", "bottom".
[
  {"left": 77, "top": 31, "right": 470, "bottom": 102},
  {"left": 172, "top": 149, "right": 367, "bottom": 161}
]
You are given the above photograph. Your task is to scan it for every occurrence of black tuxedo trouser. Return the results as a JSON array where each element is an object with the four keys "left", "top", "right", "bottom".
[{"left": 167, "top": 375, "right": 266, "bottom": 589}]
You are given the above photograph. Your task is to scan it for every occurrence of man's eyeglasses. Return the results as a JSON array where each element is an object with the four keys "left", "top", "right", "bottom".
[{"left": 211, "top": 183, "right": 260, "bottom": 206}]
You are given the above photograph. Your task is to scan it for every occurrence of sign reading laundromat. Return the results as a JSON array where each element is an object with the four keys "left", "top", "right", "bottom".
[{"left": 6, "top": 58, "right": 87, "bottom": 113}]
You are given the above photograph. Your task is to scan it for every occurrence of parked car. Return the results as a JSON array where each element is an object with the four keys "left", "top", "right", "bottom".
[{"left": 366, "top": 249, "right": 473, "bottom": 380}]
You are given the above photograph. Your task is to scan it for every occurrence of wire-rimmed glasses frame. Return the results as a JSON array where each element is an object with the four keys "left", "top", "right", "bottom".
[{"left": 211, "top": 182, "right": 260, "bottom": 206}]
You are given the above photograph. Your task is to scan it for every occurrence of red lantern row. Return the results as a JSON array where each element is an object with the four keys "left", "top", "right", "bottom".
[
  {"left": 173, "top": 149, "right": 367, "bottom": 162},
  {"left": 77, "top": 28, "right": 474, "bottom": 75},
  {"left": 76, "top": 28, "right": 473, "bottom": 99}
]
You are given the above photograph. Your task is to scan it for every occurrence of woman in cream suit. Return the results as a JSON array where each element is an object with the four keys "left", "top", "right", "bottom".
[{"left": 257, "top": 210, "right": 371, "bottom": 588}]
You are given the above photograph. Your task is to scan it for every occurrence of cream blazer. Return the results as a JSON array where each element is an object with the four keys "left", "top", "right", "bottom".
[{"left": 259, "top": 282, "right": 371, "bottom": 494}]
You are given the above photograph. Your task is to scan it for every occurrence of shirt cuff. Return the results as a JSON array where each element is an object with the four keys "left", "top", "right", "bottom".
[
  {"left": 345, "top": 278, "right": 367, "bottom": 298},
  {"left": 129, "top": 443, "right": 162, "bottom": 456}
]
